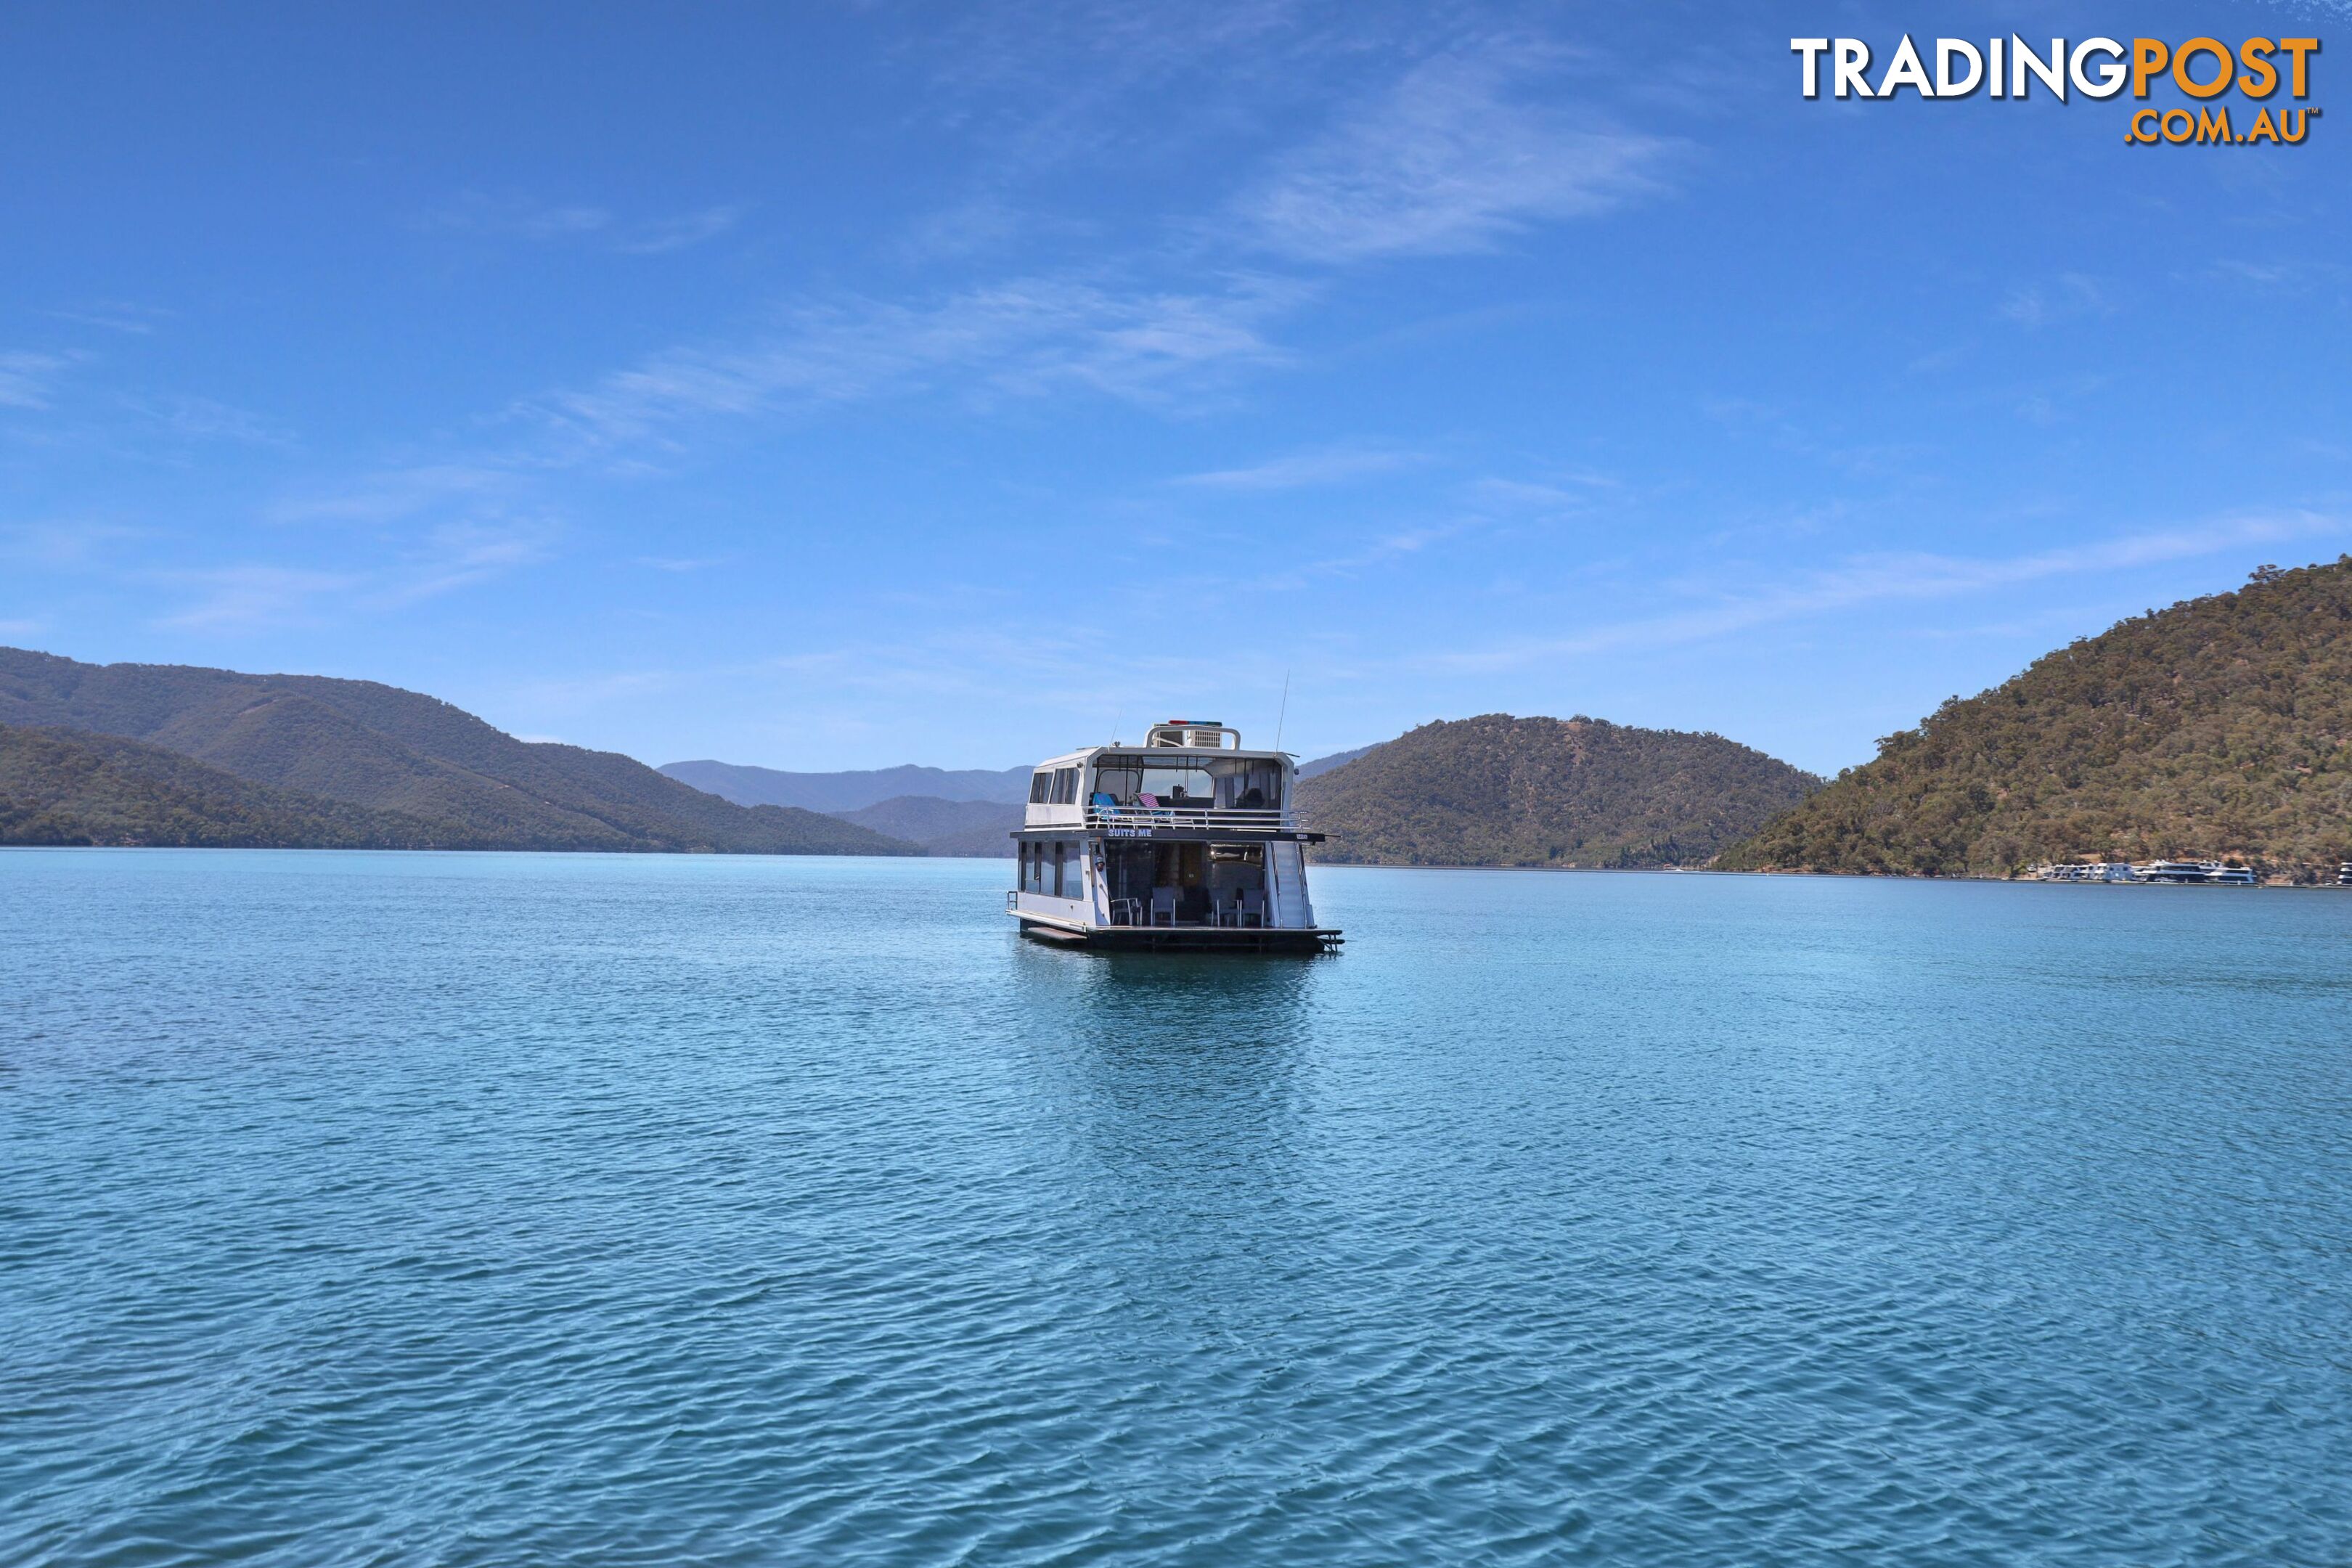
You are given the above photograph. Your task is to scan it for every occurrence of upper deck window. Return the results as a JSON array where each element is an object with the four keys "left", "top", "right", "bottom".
[
  {"left": 1032, "top": 766, "right": 1082, "bottom": 805},
  {"left": 1089, "top": 754, "right": 1283, "bottom": 809}
]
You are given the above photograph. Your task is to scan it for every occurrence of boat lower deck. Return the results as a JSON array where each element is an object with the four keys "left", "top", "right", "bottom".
[{"left": 1013, "top": 910, "right": 1342, "bottom": 953}]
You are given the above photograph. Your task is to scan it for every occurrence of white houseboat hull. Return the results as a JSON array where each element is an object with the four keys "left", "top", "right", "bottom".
[{"left": 1005, "top": 723, "right": 1342, "bottom": 954}]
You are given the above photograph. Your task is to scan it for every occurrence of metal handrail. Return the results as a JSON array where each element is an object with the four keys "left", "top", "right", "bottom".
[{"left": 1083, "top": 805, "right": 1294, "bottom": 832}]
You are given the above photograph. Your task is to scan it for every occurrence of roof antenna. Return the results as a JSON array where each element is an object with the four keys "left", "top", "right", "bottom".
[
  {"left": 1109, "top": 709, "right": 1122, "bottom": 746},
  {"left": 1273, "top": 671, "right": 1291, "bottom": 752}
]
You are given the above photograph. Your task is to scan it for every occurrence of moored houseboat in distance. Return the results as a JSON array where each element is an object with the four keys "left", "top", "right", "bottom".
[
  {"left": 2029, "top": 859, "right": 2258, "bottom": 884},
  {"left": 2136, "top": 859, "right": 2257, "bottom": 885},
  {"left": 2037, "top": 862, "right": 2139, "bottom": 882},
  {"left": 1007, "top": 721, "right": 1342, "bottom": 952}
]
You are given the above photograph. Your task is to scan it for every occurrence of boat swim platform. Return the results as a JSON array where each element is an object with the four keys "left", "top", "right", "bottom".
[{"left": 1013, "top": 912, "right": 1342, "bottom": 954}]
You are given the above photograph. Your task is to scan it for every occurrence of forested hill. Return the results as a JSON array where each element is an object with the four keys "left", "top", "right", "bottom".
[
  {"left": 1297, "top": 714, "right": 1818, "bottom": 867},
  {"left": 1719, "top": 558, "right": 2352, "bottom": 881},
  {"left": 0, "top": 724, "right": 476, "bottom": 848},
  {"left": 0, "top": 648, "right": 916, "bottom": 854}
]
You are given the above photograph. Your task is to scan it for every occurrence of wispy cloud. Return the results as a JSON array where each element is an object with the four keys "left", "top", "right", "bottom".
[
  {"left": 1437, "top": 512, "right": 2350, "bottom": 671},
  {"left": 1176, "top": 445, "right": 1421, "bottom": 490},
  {"left": 1703, "top": 396, "right": 1930, "bottom": 481},
  {"left": 159, "top": 565, "right": 365, "bottom": 630},
  {"left": 611, "top": 203, "right": 751, "bottom": 255},
  {"left": 422, "top": 194, "right": 747, "bottom": 255},
  {"left": 370, "top": 519, "right": 559, "bottom": 609},
  {"left": 895, "top": 194, "right": 1029, "bottom": 264},
  {"left": 1, "top": 519, "right": 146, "bottom": 568},
  {"left": 127, "top": 394, "right": 295, "bottom": 446},
  {"left": 1999, "top": 273, "right": 2110, "bottom": 328},
  {"left": 422, "top": 192, "right": 613, "bottom": 240},
  {"left": 44, "top": 302, "right": 169, "bottom": 336},
  {"left": 1464, "top": 473, "right": 1618, "bottom": 508},
  {"left": 0, "top": 351, "right": 75, "bottom": 410},
  {"left": 522, "top": 274, "right": 1303, "bottom": 449},
  {"left": 153, "top": 518, "right": 556, "bottom": 630},
  {"left": 268, "top": 463, "right": 515, "bottom": 526},
  {"left": 2208, "top": 257, "right": 2351, "bottom": 293},
  {"left": 1906, "top": 343, "right": 1974, "bottom": 376},
  {"left": 1236, "top": 48, "right": 1675, "bottom": 263}
]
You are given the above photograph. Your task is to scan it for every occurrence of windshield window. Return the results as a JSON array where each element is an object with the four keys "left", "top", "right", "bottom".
[{"left": 1088, "top": 754, "right": 1281, "bottom": 807}]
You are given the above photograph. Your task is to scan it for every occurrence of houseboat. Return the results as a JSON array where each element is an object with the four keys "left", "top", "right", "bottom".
[
  {"left": 2136, "top": 859, "right": 2257, "bottom": 886},
  {"left": 2038, "top": 862, "right": 2137, "bottom": 883},
  {"left": 1006, "top": 721, "right": 1342, "bottom": 952}
]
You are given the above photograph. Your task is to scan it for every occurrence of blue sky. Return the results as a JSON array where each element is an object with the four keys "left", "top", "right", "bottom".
[{"left": 1, "top": 1, "right": 2345, "bottom": 773}]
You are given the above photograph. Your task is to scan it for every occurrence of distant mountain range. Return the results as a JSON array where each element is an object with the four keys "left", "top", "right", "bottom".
[
  {"left": 660, "top": 759, "right": 1033, "bottom": 812},
  {"left": 36, "top": 564, "right": 2338, "bottom": 876},
  {"left": 1720, "top": 558, "right": 2352, "bottom": 881},
  {"left": 1298, "top": 714, "right": 1818, "bottom": 867},
  {"left": 663, "top": 749, "right": 1403, "bottom": 861},
  {"left": 0, "top": 649, "right": 914, "bottom": 854},
  {"left": 830, "top": 795, "right": 1023, "bottom": 857}
]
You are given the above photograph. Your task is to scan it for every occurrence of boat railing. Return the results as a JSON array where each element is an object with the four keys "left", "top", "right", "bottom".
[{"left": 1085, "top": 804, "right": 1295, "bottom": 833}]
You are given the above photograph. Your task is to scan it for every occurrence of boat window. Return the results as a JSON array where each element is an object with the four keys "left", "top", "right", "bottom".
[
  {"left": 1051, "top": 767, "right": 1079, "bottom": 805},
  {"left": 1055, "top": 841, "right": 1085, "bottom": 897},
  {"left": 1083, "top": 753, "right": 1282, "bottom": 808},
  {"left": 1093, "top": 756, "right": 1143, "bottom": 804},
  {"left": 1209, "top": 757, "right": 1283, "bottom": 808},
  {"left": 1029, "top": 770, "right": 1053, "bottom": 804},
  {"left": 1138, "top": 761, "right": 1214, "bottom": 805}
]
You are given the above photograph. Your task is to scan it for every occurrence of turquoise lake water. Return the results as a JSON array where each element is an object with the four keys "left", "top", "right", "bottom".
[{"left": 4, "top": 849, "right": 2351, "bottom": 1566}]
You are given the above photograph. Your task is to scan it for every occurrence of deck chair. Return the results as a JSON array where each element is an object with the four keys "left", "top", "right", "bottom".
[
  {"left": 1237, "top": 889, "right": 1267, "bottom": 928},
  {"left": 1149, "top": 887, "right": 1179, "bottom": 926}
]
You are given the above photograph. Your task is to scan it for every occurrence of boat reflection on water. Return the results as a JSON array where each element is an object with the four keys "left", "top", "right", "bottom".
[{"left": 1010, "top": 933, "right": 1325, "bottom": 1260}]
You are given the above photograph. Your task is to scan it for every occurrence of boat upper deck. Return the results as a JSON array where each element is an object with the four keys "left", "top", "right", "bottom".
[{"left": 1020, "top": 722, "right": 1311, "bottom": 838}]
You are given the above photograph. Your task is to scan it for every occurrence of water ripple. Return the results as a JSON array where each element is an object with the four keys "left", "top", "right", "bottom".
[{"left": 4, "top": 852, "right": 2351, "bottom": 1565}]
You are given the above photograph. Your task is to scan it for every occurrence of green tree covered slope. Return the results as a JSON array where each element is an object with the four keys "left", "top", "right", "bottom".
[
  {"left": 1719, "top": 559, "right": 2352, "bottom": 880},
  {"left": 0, "top": 723, "right": 473, "bottom": 847},
  {"left": 1297, "top": 714, "right": 1818, "bottom": 867},
  {"left": 0, "top": 648, "right": 917, "bottom": 854}
]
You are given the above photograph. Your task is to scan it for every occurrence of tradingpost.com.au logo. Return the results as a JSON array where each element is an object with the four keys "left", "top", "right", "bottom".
[{"left": 1792, "top": 36, "right": 2321, "bottom": 144}]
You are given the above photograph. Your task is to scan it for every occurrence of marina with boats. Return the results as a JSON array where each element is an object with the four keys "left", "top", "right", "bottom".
[{"left": 1007, "top": 721, "right": 1342, "bottom": 952}]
